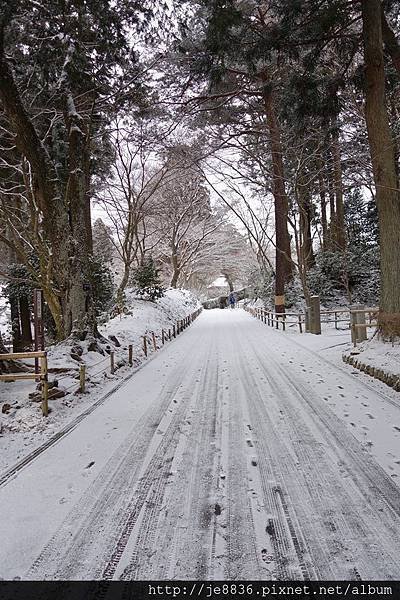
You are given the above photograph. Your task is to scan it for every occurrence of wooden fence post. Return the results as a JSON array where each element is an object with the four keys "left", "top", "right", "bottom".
[
  {"left": 79, "top": 364, "right": 86, "bottom": 393},
  {"left": 128, "top": 344, "right": 133, "bottom": 366},
  {"left": 173, "top": 325, "right": 176, "bottom": 338},
  {"left": 40, "top": 353, "right": 48, "bottom": 417},
  {"left": 309, "top": 296, "right": 321, "bottom": 335},
  {"left": 110, "top": 351, "right": 115, "bottom": 374},
  {"left": 168, "top": 329, "right": 171, "bottom": 341},
  {"left": 298, "top": 313, "right": 303, "bottom": 334},
  {"left": 143, "top": 336, "right": 148, "bottom": 357},
  {"left": 350, "top": 305, "right": 367, "bottom": 343},
  {"left": 161, "top": 329, "right": 165, "bottom": 345},
  {"left": 152, "top": 332, "right": 157, "bottom": 351}
]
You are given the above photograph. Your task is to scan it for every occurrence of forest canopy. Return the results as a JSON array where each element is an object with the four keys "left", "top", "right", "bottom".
[{"left": 0, "top": 0, "right": 399, "bottom": 344}]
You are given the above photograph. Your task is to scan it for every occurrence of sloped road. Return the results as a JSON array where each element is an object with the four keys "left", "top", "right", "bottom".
[{"left": 1, "top": 309, "right": 400, "bottom": 580}]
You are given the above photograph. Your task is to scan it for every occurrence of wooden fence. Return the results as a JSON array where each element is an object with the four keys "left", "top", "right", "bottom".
[
  {"left": 246, "top": 304, "right": 378, "bottom": 345},
  {"left": 75, "top": 307, "right": 203, "bottom": 393},
  {"left": 0, "top": 351, "right": 48, "bottom": 416},
  {"left": 0, "top": 307, "right": 203, "bottom": 418}
]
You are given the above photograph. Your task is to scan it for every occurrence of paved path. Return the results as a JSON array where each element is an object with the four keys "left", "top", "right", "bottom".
[{"left": 1, "top": 309, "right": 400, "bottom": 580}]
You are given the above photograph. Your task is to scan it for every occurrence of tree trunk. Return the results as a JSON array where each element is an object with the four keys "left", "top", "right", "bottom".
[
  {"left": 381, "top": 6, "right": 400, "bottom": 75},
  {"left": 362, "top": 0, "right": 400, "bottom": 337},
  {"left": 19, "top": 295, "right": 32, "bottom": 349},
  {"left": 331, "top": 128, "right": 346, "bottom": 252},
  {"left": 297, "top": 177, "right": 315, "bottom": 270},
  {"left": 262, "top": 85, "right": 292, "bottom": 313},
  {"left": 63, "top": 95, "right": 96, "bottom": 339},
  {"left": 0, "top": 49, "right": 70, "bottom": 339},
  {"left": 326, "top": 154, "right": 336, "bottom": 249},
  {"left": 10, "top": 296, "right": 22, "bottom": 352},
  {"left": 0, "top": 48, "right": 96, "bottom": 341},
  {"left": 222, "top": 272, "right": 234, "bottom": 292},
  {"left": 170, "top": 243, "right": 180, "bottom": 288},
  {"left": 317, "top": 165, "right": 328, "bottom": 251},
  {"left": 170, "top": 263, "right": 180, "bottom": 288}
]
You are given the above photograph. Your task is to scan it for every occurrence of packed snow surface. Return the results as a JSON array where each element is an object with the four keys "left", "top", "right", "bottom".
[
  {"left": 1, "top": 309, "right": 400, "bottom": 580},
  {"left": 0, "top": 288, "right": 199, "bottom": 471}
]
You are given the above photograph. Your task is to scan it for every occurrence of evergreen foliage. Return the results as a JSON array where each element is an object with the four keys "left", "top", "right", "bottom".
[
  {"left": 131, "top": 258, "right": 165, "bottom": 302},
  {"left": 88, "top": 257, "right": 115, "bottom": 318}
]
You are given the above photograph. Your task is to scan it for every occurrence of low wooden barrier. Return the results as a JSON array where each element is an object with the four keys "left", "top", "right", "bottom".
[
  {"left": 246, "top": 307, "right": 304, "bottom": 333},
  {"left": 246, "top": 304, "right": 378, "bottom": 344},
  {"left": 0, "top": 351, "right": 49, "bottom": 417},
  {"left": 76, "top": 307, "right": 204, "bottom": 391}
]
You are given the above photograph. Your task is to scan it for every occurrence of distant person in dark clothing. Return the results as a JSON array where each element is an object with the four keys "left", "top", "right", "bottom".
[{"left": 228, "top": 291, "right": 237, "bottom": 308}]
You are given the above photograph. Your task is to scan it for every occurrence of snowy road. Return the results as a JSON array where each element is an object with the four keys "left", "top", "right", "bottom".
[{"left": 1, "top": 309, "right": 400, "bottom": 580}]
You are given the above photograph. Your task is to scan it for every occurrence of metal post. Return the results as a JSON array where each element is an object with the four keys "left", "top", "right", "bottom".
[
  {"left": 161, "top": 330, "right": 165, "bottom": 345},
  {"left": 298, "top": 313, "right": 303, "bottom": 334},
  {"left": 143, "top": 336, "right": 148, "bottom": 357},
  {"left": 110, "top": 351, "right": 115, "bottom": 374}
]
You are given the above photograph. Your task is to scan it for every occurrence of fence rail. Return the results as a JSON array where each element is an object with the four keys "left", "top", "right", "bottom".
[
  {"left": 75, "top": 307, "right": 203, "bottom": 393},
  {"left": 0, "top": 351, "right": 48, "bottom": 416},
  {"left": 245, "top": 303, "right": 378, "bottom": 345},
  {"left": 0, "top": 308, "right": 203, "bottom": 417}
]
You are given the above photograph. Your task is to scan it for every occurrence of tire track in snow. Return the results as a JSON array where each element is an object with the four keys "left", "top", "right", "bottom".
[
  {"left": 241, "top": 319, "right": 400, "bottom": 579},
  {"left": 27, "top": 329, "right": 209, "bottom": 580},
  {"left": 116, "top": 339, "right": 219, "bottom": 580},
  {"left": 230, "top": 332, "right": 315, "bottom": 580}
]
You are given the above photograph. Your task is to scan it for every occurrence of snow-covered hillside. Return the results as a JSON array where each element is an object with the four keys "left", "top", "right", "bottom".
[{"left": 0, "top": 288, "right": 200, "bottom": 472}]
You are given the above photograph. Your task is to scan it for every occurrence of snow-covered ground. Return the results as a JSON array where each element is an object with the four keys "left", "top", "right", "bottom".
[
  {"left": 1, "top": 308, "right": 400, "bottom": 580},
  {"left": 344, "top": 337, "right": 400, "bottom": 381},
  {"left": 0, "top": 288, "right": 200, "bottom": 473}
]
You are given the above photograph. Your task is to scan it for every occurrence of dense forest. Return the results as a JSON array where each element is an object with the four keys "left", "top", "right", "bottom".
[{"left": 0, "top": 0, "right": 399, "bottom": 349}]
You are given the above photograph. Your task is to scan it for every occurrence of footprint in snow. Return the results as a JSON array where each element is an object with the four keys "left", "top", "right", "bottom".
[
  {"left": 394, "top": 426, "right": 400, "bottom": 433},
  {"left": 261, "top": 549, "right": 274, "bottom": 564},
  {"left": 366, "top": 414, "right": 375, "bottom": 420}
]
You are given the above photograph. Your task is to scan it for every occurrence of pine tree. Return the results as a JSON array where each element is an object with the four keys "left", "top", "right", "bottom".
[{"left": 131, "top": 258, "right": 164, "bottom": 302}]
